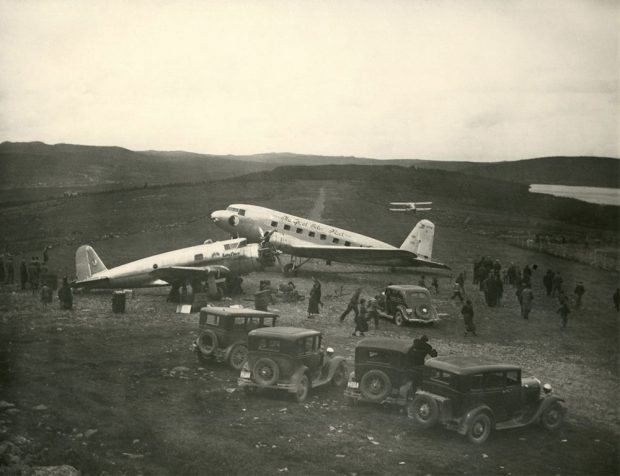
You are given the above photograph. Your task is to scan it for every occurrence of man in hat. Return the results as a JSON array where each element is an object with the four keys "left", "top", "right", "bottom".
[
  {"left": 58, "top": 277, "right": 73, "bottom": 310},
  {"left": 409, "top": 335, "right": 438, "bottom": 366}
]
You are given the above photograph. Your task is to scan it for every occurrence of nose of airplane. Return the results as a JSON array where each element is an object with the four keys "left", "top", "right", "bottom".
[{"left": 210, "top": 210, "right": 228, "bottom": 223}]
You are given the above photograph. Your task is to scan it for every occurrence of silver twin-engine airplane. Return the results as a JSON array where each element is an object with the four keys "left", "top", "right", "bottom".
[
  {"left": 73, "top": 237, "right": 275, "bottom": 291},
  {"left": 210, "top": 204, "right": 449, "bottom": 275}
]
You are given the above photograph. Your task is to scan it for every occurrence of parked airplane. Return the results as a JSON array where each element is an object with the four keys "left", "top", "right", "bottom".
[
  {"left": 73, "top": 238, "right": 275, "bottom": 295},
  {"left": 210, "top": 204, "right": 449, "bottom": 275},
  {"left": 389, "top": 201, "right": 432, "bottom": 213}
]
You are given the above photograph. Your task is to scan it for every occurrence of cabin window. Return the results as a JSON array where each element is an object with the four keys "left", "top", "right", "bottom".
[
  {"left": 469, "top": 373, "right": 485, "bottom": 391},
  {"left": 227, "top": 207, "right": 239, "bottom": 213},
  {"left": 257, "top": 338, "right": 280, "bottom": 352},
  {"left": 430, "top": 369, "right": 455, "bottom": 386},
  {"left": 204, "top": 314, "right": 219, "bottom": 326},
  {"left": 485, "top": 372, "right": 506, "bottom": 389},
  {"left": 194, "top": 253, "right": 204, "bottom": 261},
  {"left": 296, "top": 228, "right": 303, "bottom": 234},
  {"left": 238, "top": 209, "right": 246, "bottom": 216},
  {"left": 271, "top": 221, "right": 278, "bottom": 227},
  {"left": 344, "top": 241, "right": 351, "bottom": 247},
  {"left": 284, "top": 224, "right": 291, "bottom": 231},
  {"left": 366, "top": 351, "right": 390, "bottom": 364},
  {"left": 308, "top": 231, "right": 316, "bottom": 238},
  {"left": 506, "top": 370, "right": 520, "bottom": 386},
  {"left": 332, "top": 238, "right": 340, "bottom": 244},
  {"left": 233, "top": 318, "right": 247, "bottom": 330},
  {"left": 320, "top": 234, "right": 326, "bottom": 240}
]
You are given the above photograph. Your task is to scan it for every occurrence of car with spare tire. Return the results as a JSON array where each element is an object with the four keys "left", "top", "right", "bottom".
[
  {"left": 408, "top": 356, "right": 567, "bottom": 444},
  {"left": 344, "top": 337, "right": 423, "bottom": 405},
  {"left": 237, "top": 327, "right": 347, "bottom": 402},
  {"left": 382, "top": 285, "right": 439, "bottom": 326},
  {"left": 193, "top": 306, "right": 278, "bottom": 370}
]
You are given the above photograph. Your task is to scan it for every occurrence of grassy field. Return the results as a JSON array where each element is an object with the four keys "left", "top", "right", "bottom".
[{"left": 0, "top": 177, "right": 618, "bottom": 475}]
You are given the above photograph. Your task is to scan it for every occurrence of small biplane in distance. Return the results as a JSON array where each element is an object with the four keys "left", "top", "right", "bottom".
[
  {"left": 73, "top": 238, "right": 275, "bottom": 296},
  {"left": 210, "top": 204, "right": 449, "bottom": 275},
  {"left": 389, "top": 201, "right": 433, "bottom": 213}
]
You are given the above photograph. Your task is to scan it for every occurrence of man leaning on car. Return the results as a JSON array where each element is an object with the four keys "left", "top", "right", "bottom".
[{"left": 408, "top": 335, "right": 437, "bottom": 366}]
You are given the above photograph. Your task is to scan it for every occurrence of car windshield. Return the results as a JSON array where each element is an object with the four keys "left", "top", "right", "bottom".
[{"left": 404, "top": 291, "right": 429, "bottom": 305}]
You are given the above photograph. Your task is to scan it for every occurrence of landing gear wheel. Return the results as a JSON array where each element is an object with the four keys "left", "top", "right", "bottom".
[
  {"left": 467, "top": 412, "right": 492, "bottom": 444},
  {"left": 409, "top": 394, "right": 439, "bottom": 429},
  {"left": 360, "top": 370, "right": 392, "bottom": 402},
  {"left": 540, "top": 402, "right": 564, "bottom": 430},
  {"left": 294, "top": 374, "right": 310, "bottom": 402},
  {"left": 283, "top": 263, "right": 298, "bottom": 277},
  {"left": 227, "top": 344, "right": 248, "bottom": 371}
]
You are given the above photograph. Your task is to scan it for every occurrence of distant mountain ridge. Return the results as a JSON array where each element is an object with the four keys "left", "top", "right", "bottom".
[{"left": 1, "top": 141, "right": 617, "bottom": 191}]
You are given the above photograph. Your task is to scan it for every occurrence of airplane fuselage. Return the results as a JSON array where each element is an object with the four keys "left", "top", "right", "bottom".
[
  {"left": 211, "top": 204, "right": 392, "bottom": 250},
  {"left": 79, "top": 239, "right": 263, "bottom": 289}
]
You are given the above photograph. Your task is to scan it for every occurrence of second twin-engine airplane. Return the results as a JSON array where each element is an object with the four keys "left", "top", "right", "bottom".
[
  {"left": 73, "top": 238, "right": 275, "bottom": 293},
  {"left": 210, "top": 204, "right": 450, "bottom": 274}
]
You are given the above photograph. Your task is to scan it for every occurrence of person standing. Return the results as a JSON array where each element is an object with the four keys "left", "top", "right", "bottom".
[
  {"left": 352, "top": 298, "right": 369, "bottom": 337},
  {"left": 307, "top": 277, "right": 322, "bottom": 318},
  {"left": 573, "top": 282, "right": 586, "bottom": 309},
  {"left": 40, "top": 282, "right": 53, "bottom": 308},
  {"left": 408, "top": 335, "right": 438, "bottom": 366},
  {"left": 461, "top": 299, "right": 477, "bottom": 336},
  {"left": 340, "top": 287, "right": 361, "bottom": 322},
  {"left": 450, "top": 281, "right": 464, "bottom": 303},
  {"left": 58, "top": 277, "right": 73, "bottom": 310},
  {"left": 28, "top": 257, "right": 40, "bottom": 294},
  {"left": 543, "top": 270, "right": 554, "bottom": 296},
  {"left": 366, "top": 298, "right": 390, "bottom": 330},
  {"left": 20, "top": 260, "right": 28, "bottom": 291},
  {"left": 0, "top": 254, "right": 5, "bottom": 283},
  {"left": 6, "top": 256, "right": 14, "bottom": 284},
  {"left": 520, "top": 282, "right": 534, "bottom": 320},
  {"left": 43, "top": 245, "right": 51, "bottom": 264},
  {"left": 557, "top": 300, "right": 570, "bottom": 328},
  {"left": 431, "top": 277, "right": 439, "bottom": 294},
  {"left": 614, "top": 288, "right": 620, "bottom": 312}
]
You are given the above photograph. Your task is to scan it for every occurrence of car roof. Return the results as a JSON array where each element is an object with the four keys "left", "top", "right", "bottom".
[
  {"left": 200, "top": 306, "right": 279, "bottom": 318},
  {"left": 386, "top": 285, "right": 429, "bottom": 293},
  {"left": 425, "top": 356, "right": 521, "bottom": 375},
  {"left": 356, "top": 337, "right": 412, "bottom": 354},
  {"left": 248, "top": 326, "right": 320, "bottom": 340}
]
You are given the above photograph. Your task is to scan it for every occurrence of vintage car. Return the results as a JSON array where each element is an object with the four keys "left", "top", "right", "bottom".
[
  {"left": 383, "top": 284, "right": 439, "bottom": 326},
  {"left": 237, "top": 327, "right": 347, "bottom": 402},
  {"left": 408, "top": 356, "right": 567, "bottom": 444},
  {"left": 344, "top": 337, "right": 423, "bottom": 405},
  {"left": 193, "top": 306, "right": 278, "bottom": 370}
]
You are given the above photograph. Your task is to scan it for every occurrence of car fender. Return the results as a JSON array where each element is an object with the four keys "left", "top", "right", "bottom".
[
  {"left": 223, "top": 339, "right": 246, "bottom": 361},
  {"left": 525, "top": 396, "right": 567, "bottom": 425},
  {"left": 458, "top": 405, "right": 495, "bottom": 435},
  {"left": 325, "top": 356, "right": 347, "bottom": 376},
  {"left": 290, "top": 365, "right": 310, "bottom": 388}
]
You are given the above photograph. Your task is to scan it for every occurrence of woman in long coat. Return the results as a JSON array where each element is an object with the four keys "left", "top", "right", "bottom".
[{"left": 307, "top": 277, "right": 322, "bottom": 318}]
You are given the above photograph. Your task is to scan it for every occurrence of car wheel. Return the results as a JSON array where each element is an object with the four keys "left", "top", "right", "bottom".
[
  {"left": 252, "top": 358, "right": 280, "bottom": 386},
  {"left": 409, "top": 394, "right": 439, "bottom": 428},
  {"left": 331, "top": 363, "right": 347, "bottom": 388},
  {"left": 394, "top": 310, "right": 405, "bottom": 327},
  {"left": 467, "top": 412, "right": 492, "bottom": 444},
  {"left": 540, "top": 402, "right": 564, "bottom": 431},
  {"left": 360, "top": 370, "right": 392, "bottom": 402},
  {"left": 197, "top": 330, "right": 218, "bottom": 358},
  {"left": 227, "top": 344, "right": 248, "bottom": 371},
  {"left": 294, "top": 374, "right": 310, "bottom": 402}
]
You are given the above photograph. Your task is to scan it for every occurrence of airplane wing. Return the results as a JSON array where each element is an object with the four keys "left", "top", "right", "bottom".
[
  {"left": 281, "top": 245, "right": 450, "bottom": 270},
  {"left": 149, "top": 265, "right": 230, "bottom": 283}
]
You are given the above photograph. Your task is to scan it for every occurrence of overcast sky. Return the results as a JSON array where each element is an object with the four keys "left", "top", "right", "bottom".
[{"left": 0, "top": 0, "right": 617, "bottom": 161}]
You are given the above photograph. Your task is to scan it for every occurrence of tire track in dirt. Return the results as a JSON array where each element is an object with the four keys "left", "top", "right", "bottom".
[{"left": 307, "top": 186, "right": 326, "bottom": 221}]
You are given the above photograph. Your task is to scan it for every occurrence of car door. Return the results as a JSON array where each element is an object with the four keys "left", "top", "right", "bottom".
[
  {"left": 501, "top": 370, "right": 523, "bottom": 417},
  {"left": 481, "top": 371, "right": 508, "bottom": 420},
  {"left": 299, "top": 336, "right": 321, "bottom": 380}
]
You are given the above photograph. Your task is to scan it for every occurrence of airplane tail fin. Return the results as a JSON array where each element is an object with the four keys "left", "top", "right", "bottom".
[
  {"left": 75, "top": 245, "right": 107, "bottom": 281},
  {"left": 399, "top": 219, "right": 435, "bottom": 261}
]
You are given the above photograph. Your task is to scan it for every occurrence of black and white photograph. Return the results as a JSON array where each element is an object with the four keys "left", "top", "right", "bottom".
[{"left": 0, "top": 1, "right": 618, "bottom": 474}]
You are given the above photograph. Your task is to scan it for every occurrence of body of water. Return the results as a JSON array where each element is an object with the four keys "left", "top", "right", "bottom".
[{"left": 529, "top": 184, "right": 620, "bottom": 206}]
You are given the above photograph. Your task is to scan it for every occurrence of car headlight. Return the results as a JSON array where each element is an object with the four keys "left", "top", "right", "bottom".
[{"left": 543, "top": 383, "right": 552, "bottom": 394}]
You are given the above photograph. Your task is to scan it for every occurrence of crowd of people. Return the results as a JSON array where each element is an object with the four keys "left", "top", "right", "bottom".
[{"left": 0, "top": 246, "right": 73, "bottom": 311}]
